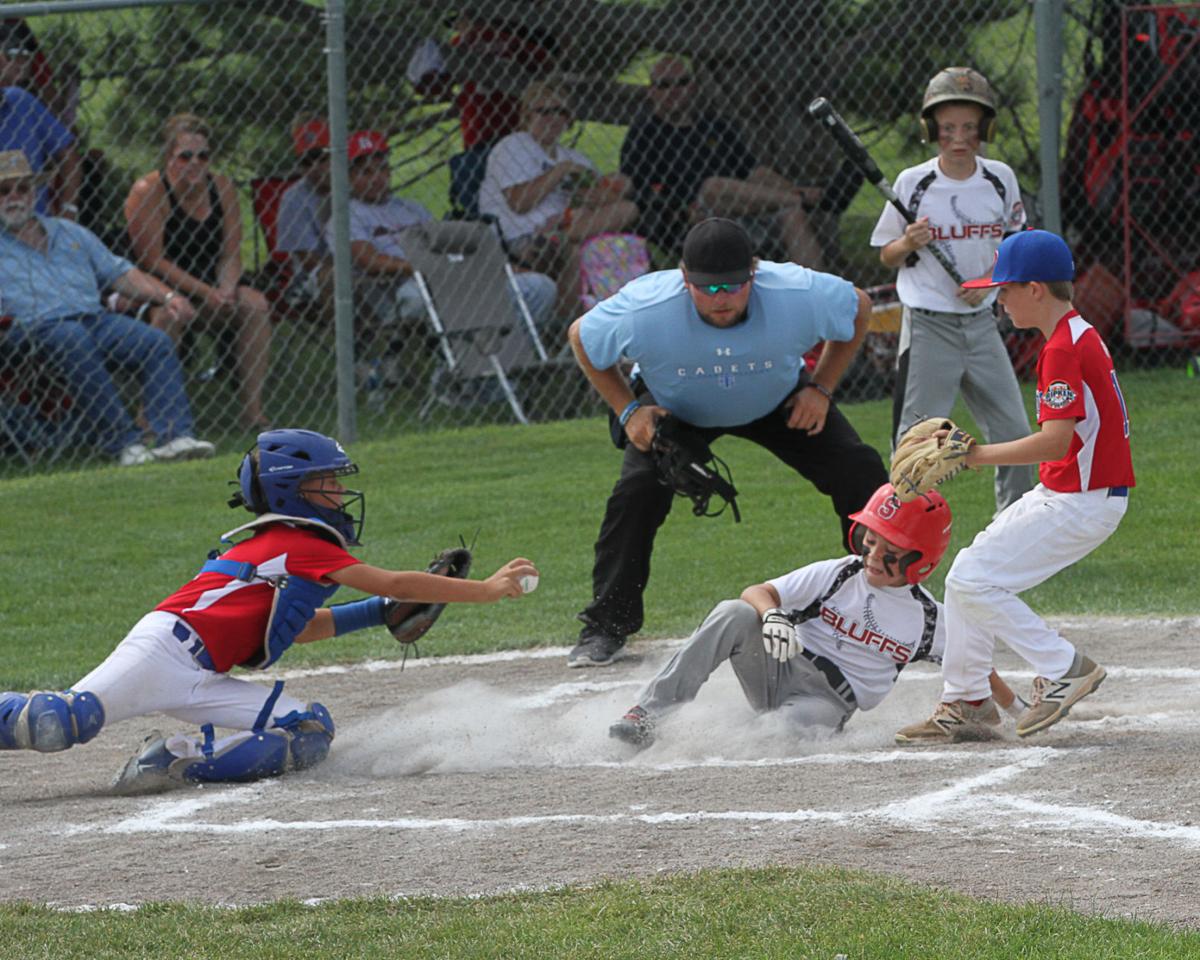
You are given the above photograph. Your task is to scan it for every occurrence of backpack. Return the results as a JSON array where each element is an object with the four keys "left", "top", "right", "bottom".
[{"left": 578, "top": 232, "right": 651, "bottom": 310}]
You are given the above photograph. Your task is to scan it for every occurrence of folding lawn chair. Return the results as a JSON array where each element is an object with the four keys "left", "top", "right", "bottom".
[{"left": 401, "top": 220, "right": 555, "bottom": 425}]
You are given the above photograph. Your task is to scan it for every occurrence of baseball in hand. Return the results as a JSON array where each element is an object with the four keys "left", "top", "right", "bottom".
[{"left": 519, "top": 574, "right": 539, "bottom": 594}]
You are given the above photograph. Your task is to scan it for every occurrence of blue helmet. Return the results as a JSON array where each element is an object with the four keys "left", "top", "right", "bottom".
[{"left": 232, "top": 429, "right": 365, "bottom": 545}]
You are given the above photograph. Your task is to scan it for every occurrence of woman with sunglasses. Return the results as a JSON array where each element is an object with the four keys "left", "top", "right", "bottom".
[
  {"left": 478, "top": 81, "right": 639, "bottom": 316},
  {"left": 124, "top": 113, "right": 273, "bottom": 432}
]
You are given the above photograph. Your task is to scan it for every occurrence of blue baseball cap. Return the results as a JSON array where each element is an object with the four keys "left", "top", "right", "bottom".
[{"left": 962, "top": 229, "right": 1075, "bottom": 288}]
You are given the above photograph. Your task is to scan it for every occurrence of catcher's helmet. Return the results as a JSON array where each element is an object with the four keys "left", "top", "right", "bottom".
[
  {"left": 848, "top": 483, "right": 951, "bottom": 585},
  {"left": 920, "top": 67, "right": 997, "bottom": 143},
  {"left": 231, "top": 429, "right": 365, "bottom": 545}
]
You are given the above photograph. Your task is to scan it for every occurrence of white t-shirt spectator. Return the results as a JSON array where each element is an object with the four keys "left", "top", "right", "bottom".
[
  {"left": 478, "top": 130, "right": 595, "bottom": 241},
  {"left": 324, "top": 196, "right": 434, "bottom": 268}
]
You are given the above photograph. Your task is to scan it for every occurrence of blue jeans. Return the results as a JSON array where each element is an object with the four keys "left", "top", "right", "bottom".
[
  {"left": 510, "top": 271, "right": 557, "bottom": 333},
  {"left": 14, "top": 312, "right": 196, "bottom": 455}
]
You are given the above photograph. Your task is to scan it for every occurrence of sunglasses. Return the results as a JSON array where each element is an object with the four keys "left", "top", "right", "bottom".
[
  {"left": 175, "top": 150, "right": 210, "bottom": 163},
  {"left": 533, "top": 106, "right": 571, "bottom": 118},
  {"left": 652, "top": 77, "right": 693, "bottom": 90},
  {"left": 0, "top": 180, "right": 33, "bottom": 198},
  {"left": 301, "top": 149, "right": 330, "bottom": 165},
  {"left": 696, "top": 281, "right": 748, "bottom": 295}
]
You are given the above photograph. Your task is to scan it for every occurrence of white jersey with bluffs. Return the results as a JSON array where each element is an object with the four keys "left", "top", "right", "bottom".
[
  {"left": 871, "top": 155, "right": 1025, "bottom": 314},
  {"left": 768, "top": 556, "right": 946, "bottom": 710}
]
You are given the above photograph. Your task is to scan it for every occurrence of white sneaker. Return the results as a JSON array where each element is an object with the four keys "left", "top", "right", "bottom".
[
  {"left": 118, "top": 442, "right": 155, "bottom": 466},
  {"left": 153, "top": 436, "right": 216, "bottom": 462}
]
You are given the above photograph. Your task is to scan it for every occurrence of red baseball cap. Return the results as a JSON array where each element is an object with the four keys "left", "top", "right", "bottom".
[
  {"left": 348, "top": 130, "right": 389, "bottom": 161},
  {"left": 292, "top": 119, "right": 330, "bottom": 157}
]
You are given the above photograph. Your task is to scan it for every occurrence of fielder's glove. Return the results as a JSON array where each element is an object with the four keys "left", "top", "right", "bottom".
[
  {"left": 889, "top": 417, "right": 976, "bottom": 502},
  {"left": 761, "top": 608, "right": 802, "bottom": 662},
  {"left": 383, "top": 546, "right": 473, "bottom": 647}
]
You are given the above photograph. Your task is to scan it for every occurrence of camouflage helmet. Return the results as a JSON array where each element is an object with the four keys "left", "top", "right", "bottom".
[{"left": 920, "top": 67, "right": 997, "bottom": 141}]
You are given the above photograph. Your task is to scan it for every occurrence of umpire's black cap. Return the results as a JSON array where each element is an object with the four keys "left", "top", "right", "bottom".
[{"left": 682, "top": 218, "right": 755, "bottom": 286}]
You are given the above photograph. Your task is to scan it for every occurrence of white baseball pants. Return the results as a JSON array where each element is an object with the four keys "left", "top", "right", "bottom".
[{"left": 940, "top": 484, "right": 1127, "bottom": 702}]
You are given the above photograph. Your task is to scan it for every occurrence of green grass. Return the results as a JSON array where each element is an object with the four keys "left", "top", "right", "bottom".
[
  {"left": 3, "top": 867, "right": 1199, "bottom": 958},
  {"left": 1, "top": 366, "right": 1193, "bottom": 692}
]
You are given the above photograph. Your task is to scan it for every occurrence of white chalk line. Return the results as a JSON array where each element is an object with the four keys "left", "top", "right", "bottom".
[{"left": 58, "top": 743, "right": 1200, "bottom": 852}]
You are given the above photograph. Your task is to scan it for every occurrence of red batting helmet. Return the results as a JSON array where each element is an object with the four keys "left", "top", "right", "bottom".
[{"left": 848, "top": 483, "right": 952, "bottom": 584}]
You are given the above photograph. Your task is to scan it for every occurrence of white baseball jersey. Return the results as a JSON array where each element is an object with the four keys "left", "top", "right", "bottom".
[
  {"left": 870, "top": 156, "right": 1026, "bottom": 313},
  {"left": 769, "top": 556, "right": 946, "bottom": 710}
]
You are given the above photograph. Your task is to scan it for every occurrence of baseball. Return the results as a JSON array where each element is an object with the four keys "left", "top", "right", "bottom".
[{"left": 519, "top": 574, "right": 539, "bottom": 594}]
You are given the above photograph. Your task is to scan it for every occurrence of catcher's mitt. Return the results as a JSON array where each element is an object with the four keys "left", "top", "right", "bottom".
[
  {"left": 384, "top": 546, "right": 473, "bottom": 648},
  {"left": 651, "top": 415, "right": 741, "bottom": 522},
  {"left": 890, "top": 418, "right": 976, "bottom": 502}
]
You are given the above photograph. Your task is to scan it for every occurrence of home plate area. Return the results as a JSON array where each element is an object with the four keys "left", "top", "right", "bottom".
[{"left": 3, "top": 616, "right": 1199, "bottom": 926}]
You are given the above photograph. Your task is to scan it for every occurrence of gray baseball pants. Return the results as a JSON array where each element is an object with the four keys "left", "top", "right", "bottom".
[
  {"left": 638, "top": 600, "right": 855, "bottom": 732},
  {"left": 895, "top": 306, "right": 1035, "bottom": 514}
]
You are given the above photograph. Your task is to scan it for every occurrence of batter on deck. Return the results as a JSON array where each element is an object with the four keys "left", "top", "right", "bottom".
[{"left": 871, "top": 66, "right": 1034, "bottom": 514}]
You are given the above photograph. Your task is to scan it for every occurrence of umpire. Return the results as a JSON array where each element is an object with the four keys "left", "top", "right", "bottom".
[{"left": 567, "top": 218, "right": 888, "bottom": 667}]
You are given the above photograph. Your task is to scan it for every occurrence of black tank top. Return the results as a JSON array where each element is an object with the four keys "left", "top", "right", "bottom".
[{"left": 162, "top": 175, "right": 224, "bottom": 286}]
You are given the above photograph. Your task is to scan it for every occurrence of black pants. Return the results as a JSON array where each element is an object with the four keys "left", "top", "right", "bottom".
[{"left": 579, "top": 393, "right": 887, "bottom": 640}]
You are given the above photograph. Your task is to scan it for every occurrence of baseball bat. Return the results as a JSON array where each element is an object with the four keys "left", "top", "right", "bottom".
[{"left": 807, "top": 97, "right": 966, "bottom": 286}]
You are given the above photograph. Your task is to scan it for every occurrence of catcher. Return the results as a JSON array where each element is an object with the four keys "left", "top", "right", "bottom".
[{"left": 0, "top": 428, "right": 537, "bottom": 793}]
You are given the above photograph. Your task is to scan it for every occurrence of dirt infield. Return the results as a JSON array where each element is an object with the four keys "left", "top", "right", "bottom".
[{"left": 3, "top": 615, "right": 1199, "bottom": 926}]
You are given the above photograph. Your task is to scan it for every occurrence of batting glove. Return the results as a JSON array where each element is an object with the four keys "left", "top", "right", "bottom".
[{"left": 761, "top": 608, "right": 801, "bottom": 662}]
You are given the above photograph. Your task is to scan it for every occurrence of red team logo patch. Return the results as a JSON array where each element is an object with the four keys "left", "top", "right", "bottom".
[{"left": 1039, "top": 379, "right": 1077, "bottom": 411}]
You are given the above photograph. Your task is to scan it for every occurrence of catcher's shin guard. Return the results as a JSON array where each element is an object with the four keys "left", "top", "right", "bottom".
[
  {"left": 0, "top": 690, "right": 105, "bottom": 752},
  {"left": 178, "top": 702, "right": 336, "bottom": 784}
]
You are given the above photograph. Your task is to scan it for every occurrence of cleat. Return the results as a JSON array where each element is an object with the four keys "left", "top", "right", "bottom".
[
  {"left": 1017, "top": 655, "right": 1106, "bottom": 738},
  {"left": 110, "top": 731, "right": 182, "bottom": 796},
  {"left": 895, "top": 699, "right": 1002, "bottom": 744},
  {"left": 567, "top": 629, "right": 627, "bottom": 668},
  {"left": 609, "top": 705, "right": 656, "bottom": 749}
]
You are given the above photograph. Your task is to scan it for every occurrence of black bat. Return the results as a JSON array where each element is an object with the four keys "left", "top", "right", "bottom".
[{"left": 807, "top": 97, "right": 965, "bottom": 286}]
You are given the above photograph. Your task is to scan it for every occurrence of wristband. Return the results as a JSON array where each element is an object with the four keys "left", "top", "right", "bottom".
[
  {"left": 805, "top": 382, "right": 833, "bottom": 401},
  {"left": 618, "top": 399, "right": 642, "bottom": 427}
]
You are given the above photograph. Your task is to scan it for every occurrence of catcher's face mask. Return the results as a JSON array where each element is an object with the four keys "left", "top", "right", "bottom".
[{"left": 298, "top": 469, "right": 365, "bottom": 545}]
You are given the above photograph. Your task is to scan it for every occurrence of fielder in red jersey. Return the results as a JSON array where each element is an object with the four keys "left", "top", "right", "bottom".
[{"left": 896, "top": 230, "right": 1132, "bottom": 745}]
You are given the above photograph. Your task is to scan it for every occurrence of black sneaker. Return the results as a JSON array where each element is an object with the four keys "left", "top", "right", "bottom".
[
  {"left": 609, "top": 705, "right": 656, "bottom": 748},
  {"left": 567, "top": 629, "right": 627, "bottom": 668}
]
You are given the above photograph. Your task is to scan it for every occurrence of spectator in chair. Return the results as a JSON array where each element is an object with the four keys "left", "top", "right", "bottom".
[
  {"left": 620, "top": 56, "right": 825, "bottom": 268},
  {"left": 125, "top": 113, "right": 273, "bottom": 433},
  {"left": 0, "top": 150, "right": 213, "bottom": 466},
  {"left": 479, "top": 81, "right": 640, "bottom": 315},
  {"left": 276, "top": 115, "right": 332, "bottom": 310},
  {"left": 0, "top": 19, "right": 80, "bottom": 219},
  {"left": 329, "top": 130, "right": 557, "bottom": 388}
]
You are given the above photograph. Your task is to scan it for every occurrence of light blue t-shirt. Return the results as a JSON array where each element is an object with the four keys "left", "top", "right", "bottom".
[
  {"left": 579, "top": 261, "right": 858, "bottom": 427},
  {"left": 0, "top": 217, "right": 134, "bottom": 321}
]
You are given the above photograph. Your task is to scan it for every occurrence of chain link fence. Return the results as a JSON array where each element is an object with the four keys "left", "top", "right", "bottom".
[{"left": 1, "top": 0, "right": 1197, "bottom": 473}]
